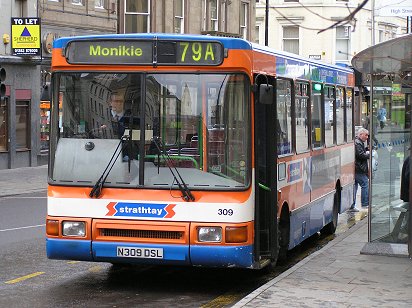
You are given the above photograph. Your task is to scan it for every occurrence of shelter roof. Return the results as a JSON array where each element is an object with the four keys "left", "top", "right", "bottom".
[{"left": 351, "top": 34, "right": 412, "bottom": 75}]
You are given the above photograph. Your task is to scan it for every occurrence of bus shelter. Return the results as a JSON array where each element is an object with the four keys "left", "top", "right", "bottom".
[{"left": 352, "top": 34, "right": 412, "bottom": 257}]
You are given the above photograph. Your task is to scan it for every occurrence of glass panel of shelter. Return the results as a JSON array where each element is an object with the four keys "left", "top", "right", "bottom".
[{"left": 370, "top": 76, "right": 410, "bottom": 244}]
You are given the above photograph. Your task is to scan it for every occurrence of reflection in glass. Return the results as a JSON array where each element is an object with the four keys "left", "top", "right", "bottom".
[{"left": 51, "top": 73, "right": 250, "bottom": 191}]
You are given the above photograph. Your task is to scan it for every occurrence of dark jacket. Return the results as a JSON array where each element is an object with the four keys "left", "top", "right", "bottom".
[
  {"left": 400, "top": 156, "right": 410, "bottom": 202},
  {"left": 354, "top": 137, "right": 369, "bottom": 175},
  {"left": 111, "top": 109, "right": 132, "bottom": 139}
]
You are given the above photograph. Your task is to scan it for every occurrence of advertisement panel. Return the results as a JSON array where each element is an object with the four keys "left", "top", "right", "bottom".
[{"left": 11, "top": 18, "right": 41, "bottom": 56}]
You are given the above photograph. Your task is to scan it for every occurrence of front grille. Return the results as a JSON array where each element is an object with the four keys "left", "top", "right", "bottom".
[{"left": 100, "top": 228, "right": 183, "bottom": 240}]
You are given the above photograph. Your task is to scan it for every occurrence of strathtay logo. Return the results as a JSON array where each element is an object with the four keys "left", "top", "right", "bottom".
[{"left": 106, "top": 202, "right": 176, "bottom": 218}]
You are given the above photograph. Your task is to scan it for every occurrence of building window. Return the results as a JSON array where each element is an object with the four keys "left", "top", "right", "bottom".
[
  {"left": 254, "top": 25, "right": 260, "bottom": 43},
  {"left": 336, "top": 26, "right": 350, "bottom": 61},
  {"left": 95, "top": 0, "right": 105, "bottom": 8},
  {"left": 16, "top": 101, "right": 30, "bottom": 150},
  {"left": 209, "top": 0, "right": 218, "bottom": 31},
  {"left": 240, "top": 2, "right": 249, "bottom": 40},
  {"left": 283, "top": 26, "right": 299, "bottom": 54},
  {"left": 72, "top": 0, "right": 84, "bottom": 5},
  {"left": 0, "top": 98, "right": 8, "bottom": 152},
  {"left": 125, "top": 0, "right": 150, "bottom": 33},
  {"left": 378, "top": 30, "right": 384, "bottom": 42},
  {"left": 175, "top": 0, "right": 184, "bottom": 34},
  {"left": 378, "top": 25, "right": 397, "bottom": 43}
]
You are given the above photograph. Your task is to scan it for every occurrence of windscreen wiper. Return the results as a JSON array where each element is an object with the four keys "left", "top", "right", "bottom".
[
  {"left": 152, "top": 136, "right": 195, "bottom": 202},
  {"left": 89, "top": 135, "right": 130, "bottom": 198}
]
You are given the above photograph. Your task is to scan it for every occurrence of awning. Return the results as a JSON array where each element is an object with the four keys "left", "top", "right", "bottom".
[{"left": 351, "top": 34, "right": 412, "bottom": 75}]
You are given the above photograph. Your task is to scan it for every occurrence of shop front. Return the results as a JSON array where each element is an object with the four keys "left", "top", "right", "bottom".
[
  {"left": 0, "top": 58, "right": 41, "bottom": 169},
  {"left": 352, "top": 34, "right": 412, "bottom": 257}
]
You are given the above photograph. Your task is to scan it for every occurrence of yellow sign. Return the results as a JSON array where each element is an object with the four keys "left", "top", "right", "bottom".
[{"left": 11, "top": 18, "right": 41, "bottom": 56}]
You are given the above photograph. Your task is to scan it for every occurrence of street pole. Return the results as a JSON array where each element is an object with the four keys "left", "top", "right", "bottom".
[
  {"left": 265, "top": 0, "right": 269, "bottom": 46},
  {"left": 408, "top": 16, "right": 412, "bottom": 258},
  {"left": 371, "top": 0, "right": 375, "bottom": 45},
  {"left": 368, "top": 0, "right": 375, "bottom": 242},
  {"left": 408, "top": 97, "right": 412, "bottom": 258}
]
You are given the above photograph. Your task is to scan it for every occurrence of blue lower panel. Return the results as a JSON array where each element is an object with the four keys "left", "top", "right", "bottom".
[
  {"left": 47, "top": 238, "right": 253, "bottom": 268},
  {"left": 340, "top": 183, "right": 354, "bottom": 213},
  {"left": 289, "top": 193, "right": 335, "bottom": 250},
  {"left": 190, "top": 245, "right": 254, "bottom": 268},
  {"left": 93, "top": 242, "right": 191, "bottom": 265},
  {"left": 46, "top": 238, "right": 93, "bottom": 261}
]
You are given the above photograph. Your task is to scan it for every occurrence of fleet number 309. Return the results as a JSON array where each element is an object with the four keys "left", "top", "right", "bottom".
[{"left": 218, "top": 209, "right": 233, "bottom": 216}]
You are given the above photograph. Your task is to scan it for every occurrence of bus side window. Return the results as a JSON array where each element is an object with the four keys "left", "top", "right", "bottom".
[
  {"left": 336, "top": 87, "right": 345, "bottom": 145},
  {"left": 276, "top": 79, "right": 292, "bottom": 155},
  {"left": 345, "top": 88, "right": 354, "bottom": 142},
  {"left": 295, "top": 82, "right": 310, "bottom": 153},
  {"left": 311, "top": 83, "right": 324, "bottom": 148},
  {"left": 324, "top": 85, "right": 335, "bottom": 147}
]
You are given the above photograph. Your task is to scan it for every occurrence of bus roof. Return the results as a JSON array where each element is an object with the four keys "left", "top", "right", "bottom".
[
  {"left": 252, "top": 43, "right": 354, "bottom": 74},
  {"left": 53, "top": 33, "right": 253, "bottom": 50},
  {"left": 53, "top": 33, "right": 353, "bottom": 84}
]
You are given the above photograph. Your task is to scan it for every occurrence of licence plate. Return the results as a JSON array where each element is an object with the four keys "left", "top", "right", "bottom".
[{"left": 116, "top": 246, "right": 164, "bottom": 259}]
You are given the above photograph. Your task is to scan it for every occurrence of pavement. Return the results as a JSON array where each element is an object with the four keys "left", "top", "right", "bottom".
[
  {"left": 233, "top": 218, "right": 412, "bottom": 307},
  {"left": 0, "top": 165, "right": 48, "bottom": 197},
  {"left": 1, "top": 166, "right": 411, "bottom": 307}
]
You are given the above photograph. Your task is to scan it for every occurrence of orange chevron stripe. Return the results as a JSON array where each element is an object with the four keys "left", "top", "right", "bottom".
[
  {"left": 164, "top": 204, "right": 176, "bottom": 218},
  {"left": 106, "top": 202, "right": 117, "bottom": 216}
]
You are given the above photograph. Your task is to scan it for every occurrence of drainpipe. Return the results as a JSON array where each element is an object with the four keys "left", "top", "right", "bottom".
[{"left": 409, "top": 95, "right": 412, "bottom": 258}]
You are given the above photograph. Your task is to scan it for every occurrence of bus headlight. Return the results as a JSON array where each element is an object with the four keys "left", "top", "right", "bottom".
[
  {"left": 62, "top": 221, "right": 86, "bottom": 237},
  {"left": 198, "top": 227, "right": 222, "bottom": 243}
]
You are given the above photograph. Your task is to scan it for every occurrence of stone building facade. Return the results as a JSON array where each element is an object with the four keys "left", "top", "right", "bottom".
[
  {"left": 0, "top": 0, "right": 254, "bottom": 169},
  {"left": 0, "top": 0, "right": 117, "bottom": 169},
  {"left": 118, "top": 0, "right": 255, "bottom": 40}
]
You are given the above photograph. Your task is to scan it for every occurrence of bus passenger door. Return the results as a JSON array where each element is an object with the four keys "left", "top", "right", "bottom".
[{"left": 254, "top": 76, "right": 278, "bottom": 267}]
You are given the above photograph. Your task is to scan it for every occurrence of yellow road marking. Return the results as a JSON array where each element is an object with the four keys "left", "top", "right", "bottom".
[
  {"left": 5, "top": 272, "right": 45, "bottom": 284},
  {"left": 67, "top": 261, "right": 81, "bottom": 264},
  {"left": 200, "top": 293, "right": 241, "bottom": 308},
  {"left": 88, "top": 265, "right": 102, "bottom": 273}
]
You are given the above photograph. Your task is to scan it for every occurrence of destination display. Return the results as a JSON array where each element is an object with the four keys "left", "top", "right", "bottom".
[
  {"left": 65, "top": 39, "right": 223, "bottom": 66},
  {"left": 175, "top": 41, "right": 223, "bottom": 65}
]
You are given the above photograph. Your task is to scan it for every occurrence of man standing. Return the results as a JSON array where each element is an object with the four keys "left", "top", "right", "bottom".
[
  {"left": 377, "top": 105, "right": 387, "bottom": 129},
  {"left": 349, "top": 128, "right": 370, "bottom": 212},
  {"left": 363, "top": 115, "right": 378, "bottom": 146}
]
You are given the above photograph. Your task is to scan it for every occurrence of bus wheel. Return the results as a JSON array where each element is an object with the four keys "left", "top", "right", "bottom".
[
  {"left": 321, "top": 189, "right": 340, "bottom": 235},
  {"left": 277, "top": 206, "right": 290, "bottom": 264}
]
